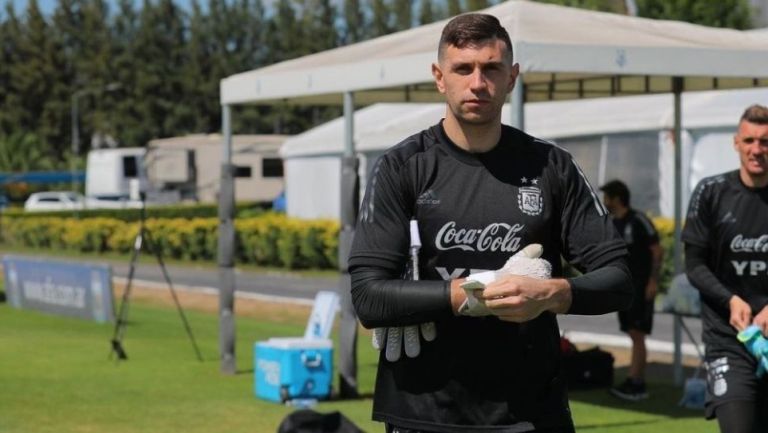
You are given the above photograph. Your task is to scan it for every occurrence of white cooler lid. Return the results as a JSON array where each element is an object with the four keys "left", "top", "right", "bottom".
[{"left": 262, "top": 337, "right": 333, "bottom": 349}]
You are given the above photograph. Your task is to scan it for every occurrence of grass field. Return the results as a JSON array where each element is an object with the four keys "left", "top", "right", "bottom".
[{"left": 0, "top": 287, "right": 718, "bottom": 433}]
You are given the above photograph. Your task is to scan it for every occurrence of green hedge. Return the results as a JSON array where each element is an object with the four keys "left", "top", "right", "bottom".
[
  {"left": 0, "top": 213, "right": 677, "bottom": 279},
  {"left": 2, "top": 201, "right": 268, "bottom": 222},
  {"left": 1, "top": 212, "right": 339, "bottom": 270},
  {"left": 653, "top": 217, "right": 675, "bottom": 293}
]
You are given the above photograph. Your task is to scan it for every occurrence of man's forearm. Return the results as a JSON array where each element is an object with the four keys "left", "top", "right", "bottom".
[
  {"left": 566, "top": 263, "right": 633, "bottom": 315},
  {"left": 350, "top": 265, "right": 453, "bottom": 328},
  {"left": 685, "top": 244, "right": 734, "bottom": 308},
  {"left": 650, "top": 242, "right": 663, "bottom": 283}
]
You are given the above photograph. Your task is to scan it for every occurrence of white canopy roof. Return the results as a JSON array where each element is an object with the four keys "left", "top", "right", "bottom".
[
  {"left": 280, "top": 87, "right": 768, "bottom": 158},
  {"left": 221, "top": 0, "right": 768, "bottom": 106}
]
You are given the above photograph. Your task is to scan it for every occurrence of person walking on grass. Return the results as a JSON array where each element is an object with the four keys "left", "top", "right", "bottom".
[{"left": 683, "top": 104, "right": 768, "bottom": 433}]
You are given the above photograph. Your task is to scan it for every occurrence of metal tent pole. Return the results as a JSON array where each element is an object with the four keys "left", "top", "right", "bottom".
[
  {"left": 218, "top": 104, "right": 237, "bottom": 375},
  {"left": 338, "top": 91, "right": 359, "bottom": 397}
]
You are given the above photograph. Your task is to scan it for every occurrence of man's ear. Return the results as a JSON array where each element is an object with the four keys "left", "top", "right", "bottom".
[
  {"left": 507, "top": 63, "right": 520, "bottom": 93},
  {"left": 432, "top": 63, "right": 446, "bottom": 94}
]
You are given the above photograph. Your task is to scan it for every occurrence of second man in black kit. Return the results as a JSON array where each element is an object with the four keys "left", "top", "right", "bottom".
[{"left": 600, "top": 180, "right": 663, "bottom": 401}]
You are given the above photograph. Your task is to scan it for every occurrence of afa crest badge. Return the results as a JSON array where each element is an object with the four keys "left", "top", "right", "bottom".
[{"left": 518, "top": 186, "right": 543, "bottom": 216}]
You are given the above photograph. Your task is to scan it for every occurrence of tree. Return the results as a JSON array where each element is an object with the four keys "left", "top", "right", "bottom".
[
  {"left": 466, "top": 0, "right": 491, "bottom": 11},
  {"left": 536, "top": 0, "right": 632, "bottom": 14},
  {"left": 370, "top": 0, "right": 391, "bottom": 37},
  {"left": 0, "top": 3, "right": 24, "bottom": 137},
  {"left": 418, "top": 0, "right": 437, "bottom": 25},
  {"left": 266, "top": 0, "right": 304, "bottom": 63},
  {"left": 110, "top": 0, "right": 144, "bottom": 147},
  {"left": 342, "top": 0, "right": 366, "bottom": 44},
  {"left": 447, "top": 0, "right": 463, "bottom": 17},
  {"left": 301, "top": 0, "right": 338, "bottom": 53},
  {"left": 229, "top": 0, "right": 274, "bottom": 134},
  {"left": 183, "top": 0, "right": 214, "bottom": 133},
  {"left": 123, "top": 0, "right": 187, "bottom": 144},
  {"left": 76, "top": 0, "right": 119, "bottom": 151},
  {"left": 49, "top": 0, "right": 84, "bottom": 158},
  {"left": 636, "top": 0, "right": 752, "bottom": 29},
  {"left": 9, "top": 0, "right": 72, "bottom": 160},
  {"left": 392, "top": 0, "right": 412, "bottom": 31},
  {"left": 0, "top": 132, "right": 57, "bottom": 172}
]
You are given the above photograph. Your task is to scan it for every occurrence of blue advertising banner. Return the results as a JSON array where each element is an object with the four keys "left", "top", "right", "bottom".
[{"left": 3, "top": 255, "right": 114, "bottom": 323}]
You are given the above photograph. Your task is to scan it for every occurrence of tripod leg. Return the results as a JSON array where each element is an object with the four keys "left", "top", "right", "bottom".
[
  {"left": 144, "top": 229, "right": 204, "bottom": 362},
  {"left": 109, "top": 230, "right": 144, "bottom": 361}
]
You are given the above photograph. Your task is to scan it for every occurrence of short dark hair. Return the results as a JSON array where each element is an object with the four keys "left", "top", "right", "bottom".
[
  {"left": 600, "top": 179, "right": 630, "bottom": 207},
  {"left": 740, "top": 104, "right": 768, "bottom": 125},
  {"left": 438, "top": 13, "right": 513, "bottom": 63}
]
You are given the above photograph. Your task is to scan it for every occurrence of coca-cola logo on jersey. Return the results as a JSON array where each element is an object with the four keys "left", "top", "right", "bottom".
[
  {"left": 730, "top": 234, "right": 768, "bottom": 253},
  {"left": 435, "top": 221, "right": 524, "bottom": 252}
]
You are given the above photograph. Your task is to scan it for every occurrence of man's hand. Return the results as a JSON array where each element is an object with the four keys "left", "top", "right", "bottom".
[
  {"left": 458, "top": 244, "right": 551, "bottom": 316},
  {"left": 645, "top": 279, "right": 658, "bottom": 302},
  {"left": 753, "top": 305, "right": 768, "bottom": 336},
  {"left": 729, "top": 295, "right": 753, "bottom": 332},
  {"left": 458, "top": 244, "right": 566, "bottom": 319},
  {"left": 481, "top": 276, "right": 571, "bottom": 322}
]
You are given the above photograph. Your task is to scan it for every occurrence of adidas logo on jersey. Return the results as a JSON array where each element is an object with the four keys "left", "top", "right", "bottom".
[{"left": 417, "top": 189, "right": 440, "bottom": 206}]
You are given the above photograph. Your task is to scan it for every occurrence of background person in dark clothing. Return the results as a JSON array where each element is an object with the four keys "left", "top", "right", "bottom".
[
  {"left": 348, "top": 13, "right": 632, "bottom": 433},
  {"left": 683, "top": 104, "right": 768, "bottom": 433},
  {"left": 600, "top": 179, "right": 663, "bottom": 401}
]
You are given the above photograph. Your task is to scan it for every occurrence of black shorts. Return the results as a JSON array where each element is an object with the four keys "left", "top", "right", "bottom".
[
  {"left": 618, "top": 296, "right": 654, "bottom": 335},
  {"left": 703, "top": 340, "right": 768, "bottom": 420}
]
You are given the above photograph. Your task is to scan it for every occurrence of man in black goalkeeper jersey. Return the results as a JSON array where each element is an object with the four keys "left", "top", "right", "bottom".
[
  {"left": 683, "top": 104, "right": 768, "bottom": 433},
  {"left": 349, "top": 13, "right": 632, "bottom": 433}
]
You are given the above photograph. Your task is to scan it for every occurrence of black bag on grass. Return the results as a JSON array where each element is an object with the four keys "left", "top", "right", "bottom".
[
  {"left": 277, "top": 409, "right": 364, "bottom": 433},
  {"left": 562, "top": 346, "right": 614, "bottom": 389}
]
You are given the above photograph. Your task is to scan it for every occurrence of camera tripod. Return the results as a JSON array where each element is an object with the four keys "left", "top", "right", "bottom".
[{"left": 109, "top": 196, "right": 203, "bottom": 362}]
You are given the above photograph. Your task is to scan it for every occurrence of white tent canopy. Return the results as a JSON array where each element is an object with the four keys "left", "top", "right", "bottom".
[
  {"left": 281, "top": 87, "right": 768, "bottom": 158},
  {"left": 221, "top": 0, "right": 768, "bottom": 106},
  {"left": 281, "top": 87, "right": 764, "bottom": 220}
]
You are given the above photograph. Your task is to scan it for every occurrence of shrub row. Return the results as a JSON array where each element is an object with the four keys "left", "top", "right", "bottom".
[
  {"left": 0, "top": 213, "right": 677, "bottom": 281},
  {"left": 1, "top": 213, "right": 339, "bottom": 270},
  {"left": 652, "top": 216, "right": 675, "bottom": 292},
  {"left": 2, "top": 201, "right": 269, "bottom": 222}
]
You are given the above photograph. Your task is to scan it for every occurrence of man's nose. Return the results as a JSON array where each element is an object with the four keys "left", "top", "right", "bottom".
[
  {"left": 750, "top": 140, "right": 768, "bottom": 154},
  {"left": 469, "top": 68, "right": 487, "bottom": 90}
]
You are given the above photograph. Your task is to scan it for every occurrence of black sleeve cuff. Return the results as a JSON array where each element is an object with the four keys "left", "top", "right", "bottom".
[{"left": 566, "top": 261, "right": 633, "bottom": 315}]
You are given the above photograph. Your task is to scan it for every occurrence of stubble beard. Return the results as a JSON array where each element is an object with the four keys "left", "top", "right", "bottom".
[{"left": 449, "top": 102, "right": 501, "bottom": 128}]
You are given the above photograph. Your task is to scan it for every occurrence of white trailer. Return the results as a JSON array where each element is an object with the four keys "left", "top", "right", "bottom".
[{"left": 85, "top": 147, "right": 146, "bottom": 202}]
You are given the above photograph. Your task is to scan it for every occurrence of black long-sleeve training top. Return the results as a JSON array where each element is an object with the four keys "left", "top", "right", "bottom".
[{"left": 349, "top": 122, "right": 631, "bottom": 433}]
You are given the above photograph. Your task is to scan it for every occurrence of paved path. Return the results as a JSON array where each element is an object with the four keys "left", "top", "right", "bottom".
[{"left": 110, "top": 260, "right": 338, "bottom": 303}]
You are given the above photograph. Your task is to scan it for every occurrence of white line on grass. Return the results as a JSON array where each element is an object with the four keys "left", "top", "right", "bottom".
[{"left": 112, "top": 277, "right": 316, "bottom": 307}]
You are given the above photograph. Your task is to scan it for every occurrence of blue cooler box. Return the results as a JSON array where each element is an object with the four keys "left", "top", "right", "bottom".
[{"left": 255, "top": 337, "right": 333, "bottom": 403}]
